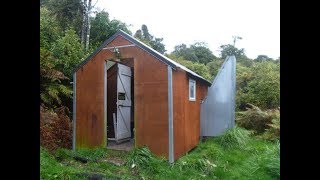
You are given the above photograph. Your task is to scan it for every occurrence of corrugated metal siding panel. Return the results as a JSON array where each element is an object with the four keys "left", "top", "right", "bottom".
[{"left": 200, "top": 56, "right": 236, "bottom": 136}]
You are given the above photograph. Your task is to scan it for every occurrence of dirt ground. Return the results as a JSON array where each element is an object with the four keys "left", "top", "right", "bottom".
[{"left": 107, "top": 139, "right": 134, "bottom": 152}]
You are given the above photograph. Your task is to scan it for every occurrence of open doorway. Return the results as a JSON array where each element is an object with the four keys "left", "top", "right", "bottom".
[{"left": 106, "top": 58, "right": 135, "bottom": 151}]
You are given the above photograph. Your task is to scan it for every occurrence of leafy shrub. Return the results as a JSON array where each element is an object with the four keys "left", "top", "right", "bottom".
[
  {"left": 52, "top": 29, "right": 84, "bottom": 78},
  {"left": 40, "top": 7, "right": 61, "bottom": 50},
  {"left": 237, "top": 104, "right": 280, "bottom": 141},
  {"left": 261, "top": 109, "right": 280, "bottom": 141},
  {"left": 40, "top": 48, "right": 72, "bottom": 109},
  {"left": 168, "top": 55, "right": 212, "bottom": 81},
  {"left": 236, "top": 61, "right": 280, "bottom": 110},
  {"left": 237, "top": 104, "right": 273, "bottom": 134}
]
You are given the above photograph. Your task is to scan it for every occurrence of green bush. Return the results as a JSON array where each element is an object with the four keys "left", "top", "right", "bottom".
[
  {"left": 237, "top": 104, "right": 273, "bottom": 134},
  {"left": 168, "top": 55, "right": 212, "bottom": 81},
  {"left": 261, "top": 109, "right": 280, "bottom": 141},
  {"left": 52, "top": 29, "right": 85, "bottom": 78},
  {"left": 237, "top": 104, "right": 280, "bottom": 141},
  {"left": 236, "top": 61, "right": 280, "bottom": 110}
]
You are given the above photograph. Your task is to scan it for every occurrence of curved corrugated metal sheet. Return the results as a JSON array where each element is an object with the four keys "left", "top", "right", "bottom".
[{"left": 200, "top": 56, "right": 236, "bottom": 136}]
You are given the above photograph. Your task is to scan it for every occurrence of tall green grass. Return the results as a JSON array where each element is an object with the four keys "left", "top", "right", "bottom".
[
  {"left": 251, "top": 140, "right": 280, "bottom": 178},
  {"left": 40, "top": 127, "right": 280, "bottom": 179},
  {"left": 214, "top": 126, "right": 251, "bottom": 149}
]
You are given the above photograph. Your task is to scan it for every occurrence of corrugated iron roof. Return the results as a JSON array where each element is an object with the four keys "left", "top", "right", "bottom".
[{"left": 73, "top": 30, "right": 211, "bottom": 86}]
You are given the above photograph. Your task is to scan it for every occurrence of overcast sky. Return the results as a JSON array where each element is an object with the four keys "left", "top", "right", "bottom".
[{"left": 95, "top": 0, "right": 279, "bottom": 60}]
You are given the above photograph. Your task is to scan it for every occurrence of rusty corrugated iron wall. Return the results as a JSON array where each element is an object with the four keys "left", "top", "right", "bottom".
[
  {"left": 75, "top": 35, "right": 170, "bottom": 157},
  {"left": 74, "top": 32, "right": 211, "bottom": 161},
  {"left": 75, "top": 49, "right": 112, "bottom": 148}
]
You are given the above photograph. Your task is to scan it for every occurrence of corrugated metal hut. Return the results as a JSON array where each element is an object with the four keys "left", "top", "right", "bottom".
[{"left": 72, "top": 30, "right": 212, "bottom": 162}]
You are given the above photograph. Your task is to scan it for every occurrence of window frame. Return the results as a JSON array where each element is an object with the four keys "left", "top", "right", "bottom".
[{"left": 189, "top": 78, "right": 196, "bottom": 101}]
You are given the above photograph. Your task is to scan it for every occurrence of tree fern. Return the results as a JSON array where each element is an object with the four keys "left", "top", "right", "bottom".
[{"left": 40, "top": 48, "right": 72, "bottom": 109}]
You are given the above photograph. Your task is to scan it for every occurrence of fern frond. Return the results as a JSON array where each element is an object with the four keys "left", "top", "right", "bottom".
[{"left": 58, "top": 84, "right": 72, "bottom": 97}]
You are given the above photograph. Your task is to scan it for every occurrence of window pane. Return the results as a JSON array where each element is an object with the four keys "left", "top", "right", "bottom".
[
  {"left": 189, "top": 80, "right": 195, "bottom": 99},
  {"left": 190, "top": 85, "right": 194, "bottom": 97},
  {"left": 189, "top": 79, "right": 196, "bottom": 100},
  {"left": 118, "top": 92, "right": 126, "bottom": 100}
]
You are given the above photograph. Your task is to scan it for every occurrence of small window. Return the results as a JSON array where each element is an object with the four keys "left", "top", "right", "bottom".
[
  {"left": 118, "top": 92, "right": 126, "bottom": 100},
  {"left": 189, "top": 79, "right": 196, "bottom": 101}
]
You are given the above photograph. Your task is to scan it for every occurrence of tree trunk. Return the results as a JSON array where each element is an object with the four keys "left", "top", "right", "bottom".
[
  {"left": 81, "top": 0, "right": 87, "bottom": 47},
  {"left": 85, "top": 0, "right": 92, "bottom": 51}
]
